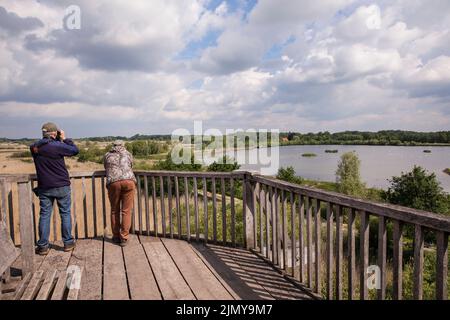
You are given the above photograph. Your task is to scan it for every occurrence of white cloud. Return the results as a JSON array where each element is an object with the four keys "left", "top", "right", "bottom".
[
  {"left": 333, "top": 44, "right": 402, "bottom": 79},
  {"left": 0, "top": 0, "right": 449, "bottom": 138},
  {"left": 335, "top": 4, "right": 382, "bottom": 40}
]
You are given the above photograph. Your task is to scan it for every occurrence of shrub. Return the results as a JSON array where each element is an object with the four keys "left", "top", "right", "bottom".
[
  {"left": 154, "top": 153, "right": 202, "bottom": 171},
  {"left": 77, "top": 145, "right": 110, "bottom": 164},
  {"left": 384, "top": 166, "right": 450, "bottom": 215},
  {"left": 207, "top": 156, "right": 240, "bottom": 172},
  {"left": 335, "top": 151, "right": 366, "bottom": 197},
  {"left": 402, "top": 250, "right": 449, "bottom": 299},
  {"left": 125, "top": 140, "right": 168, "bottom": 157},
  {"left": 276, "top": 166, "right": 303, "bottom": 185}
]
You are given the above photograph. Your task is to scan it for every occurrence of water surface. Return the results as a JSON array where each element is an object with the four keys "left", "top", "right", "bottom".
[{"left": 233, "top": 145, "right": 450, "bottom": 192}]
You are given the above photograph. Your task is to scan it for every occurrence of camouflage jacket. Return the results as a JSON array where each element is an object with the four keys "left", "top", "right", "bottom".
[{"left": 103, "top": 146, "right": 137, "bottom": 186}]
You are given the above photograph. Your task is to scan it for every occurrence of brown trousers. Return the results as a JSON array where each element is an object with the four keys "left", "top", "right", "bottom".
[{"left": 107, "top": 179, "right": 136, "bottom": 240}]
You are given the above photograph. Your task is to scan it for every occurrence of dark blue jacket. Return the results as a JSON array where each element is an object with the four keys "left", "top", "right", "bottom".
[{"left": 30, "top": 138, "right": 79, "bottom": 190}]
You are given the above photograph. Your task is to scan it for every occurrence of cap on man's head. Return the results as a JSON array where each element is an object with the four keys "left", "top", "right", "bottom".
[
  {"left": 113, "top": 140, "right": 125, "bottom": 146},
  {"left": 42, "top": 122, "right": 58, "bottom": 134}
]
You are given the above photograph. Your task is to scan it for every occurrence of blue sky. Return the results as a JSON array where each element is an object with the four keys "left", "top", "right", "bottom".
[
  {"left": 177, "top": 0, "right": 257, "bottom": 59},
  {"left": 0, "top": 0, "right": 449, "bottom": 138}
]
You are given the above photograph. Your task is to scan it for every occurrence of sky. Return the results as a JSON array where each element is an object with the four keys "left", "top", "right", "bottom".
[{"left": 0, "top": 0, "right": 449, "bottom": 138}]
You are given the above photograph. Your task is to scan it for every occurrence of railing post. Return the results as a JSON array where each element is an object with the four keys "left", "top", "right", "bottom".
[
  {"left": 392, "top": 220, "right": 403, "bottom": 300},
  {"left": 0, "top": 178, "right": 6, "bottom": 222},
  {"left": 413, "top": 224, "right": 424, "bottom": 300},
  {"left": 243, "top": 173, "right": 255, "bottom": 250},
  {"left": 436, "top": 231, "right": 448, "bottom": 300},
  {"left": 18, "top": 180, "right": 35, "bottom": 276}
]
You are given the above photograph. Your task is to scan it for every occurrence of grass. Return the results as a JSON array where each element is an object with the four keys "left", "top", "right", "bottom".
[
  {"left": 147, "top": 190, "right": 245, "bottom": 245},
  {"left": 298, "top": 179, "right": 384, "bottom": 202},
  {"left": 134, "top": 160, "right": 154, "bottom": 171},
  {"left": 302, "top": 153, "right": 317, "bottom": 157},
  {"left": 301, "top": 179, "right": 339, "bottom": 192},
  {"left": 146, "top": 153, "right": 168, "bottom": 160},
  {"left": 444, "top": 168, "right": 450, "bottom": 176},
  {"left": 176, "top": 200, "right": 245, "bottom": 245}
]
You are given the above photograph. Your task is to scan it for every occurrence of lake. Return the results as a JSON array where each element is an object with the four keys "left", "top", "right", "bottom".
[{"left": 232, "top": 145, "right": 450, "bottom": 192}]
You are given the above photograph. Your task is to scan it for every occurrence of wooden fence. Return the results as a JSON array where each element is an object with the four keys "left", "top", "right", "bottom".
[{"left": 0, "top": 170, "right": 449, "bottom": 300}]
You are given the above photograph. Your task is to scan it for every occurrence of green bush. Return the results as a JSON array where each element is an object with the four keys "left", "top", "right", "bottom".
[
  {"left": 384, "top": 166, "right": 450, "bottom": 215},
  {"left": 336, "top": 152, "right": 366, "bottom": 197},
  {"left": 125, "top": 140, "right": 168, "bottom": 157},
  {"left": 77, "top": 145, "right": 111, "bottom": 164},
  {"left": 276, "top": 166, "right": 303, "bottom": 185},
  {"left": 154, "top": 154, "right": 202, "bottom": 171},
  {"left": 402, "top": 250, "right": 450, "bottom": 300},
  {"left": 207, "top": 156, "right": 240, "bottom": 172}
]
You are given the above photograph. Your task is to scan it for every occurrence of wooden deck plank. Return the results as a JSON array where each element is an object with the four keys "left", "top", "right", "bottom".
[
  {"left": 37, "top": 242, "right": 72, "bottom": 272},
  {"left": 50, "top": 271, "right": 68, "bottom": 300},
  {"left": 103, "top": 239, "right": 129, "bottom": 300},
  {"left": 36, "top": 270, "right": 57, "bottom": 300},
  {"left": 138, "top": 234, "right": 161, "bottom": 244},
  {"left": 208, "top": 245, "right": 312, "bottom": 300},
  {"left": 13, "top": 273, "right": 32, "bottom": 300},
  {"left": 161, "top": 238, "right": 233, "bottom": 300},
  {"left": 192, "top": 243, "right": 272, "bottom": 300},
  {"left": 20, "top": 270, "right": 44, "bottom": 300},
  {"left": 142, "top": 240, "right": 194, "bottom": 300},
  {"left": 127, "top": 233, "right": 141, "bottom": 246},
  {"left": 7, "top": 234, "right": 315, "bottom": 300},
  {"left": 123, "top": 241, "right": 161, "bottom": 300},
  {"left": 27, "top": 243, "right": 73, "bottom": 300},
  {"left": 68, "top": 238, "right": 103, "bottom": 300}
]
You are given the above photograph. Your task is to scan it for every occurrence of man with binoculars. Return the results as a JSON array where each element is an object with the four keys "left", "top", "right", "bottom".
[{"left": 30, "top": 122, "right": 79, "bottom": 255}]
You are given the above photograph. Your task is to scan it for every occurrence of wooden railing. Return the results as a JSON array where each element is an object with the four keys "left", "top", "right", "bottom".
[{"left": 0, "top": 170, "right": 449, "bottom": 300}]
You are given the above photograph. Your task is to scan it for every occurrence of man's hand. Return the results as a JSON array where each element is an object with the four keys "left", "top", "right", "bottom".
[{"left": 59, "top": 130, "right": 66, "bottom": 141}]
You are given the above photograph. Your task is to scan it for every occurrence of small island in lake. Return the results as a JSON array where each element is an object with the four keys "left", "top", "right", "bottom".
[
  {"left": 423, "top": 150, "right": 432, "bottom": 153},
  {"left": 325, "top": 149, "right": 339, "bottom": 153},
  {"left": 444, "top": 168, "right": 450, "bottom": 176},
  {"left": 302, "top": 153, "right": 317, "bottom": 157}
]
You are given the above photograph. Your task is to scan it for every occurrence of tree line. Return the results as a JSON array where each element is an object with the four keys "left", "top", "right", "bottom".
[
  {"left": 2, "top": 130, "right": 450, "bottom": 146},
  {"left": 280, "top": 130, "right": 450, "bottom": 146}
]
